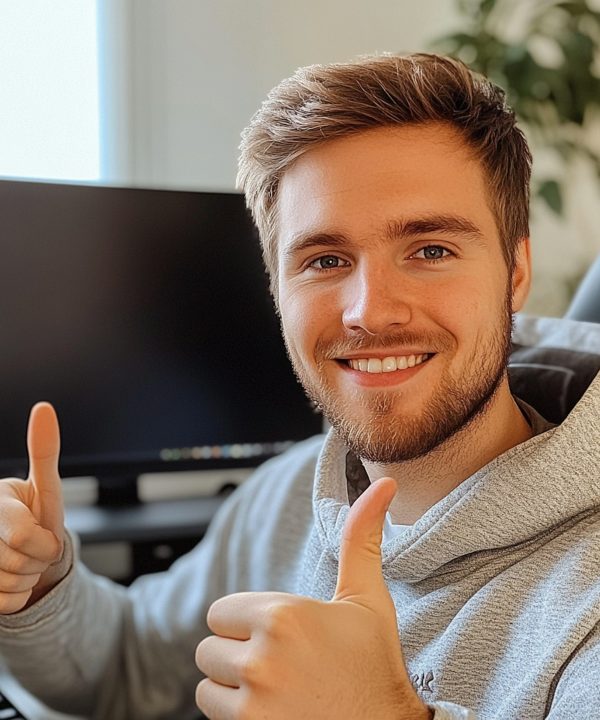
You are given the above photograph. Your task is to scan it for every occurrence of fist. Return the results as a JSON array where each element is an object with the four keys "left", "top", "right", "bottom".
[
  {"left": 195, "top": 477, "right": 432, "bottom": 720},
  {"left": 0, "top": 402, "right": 65, "bottom": 614}
]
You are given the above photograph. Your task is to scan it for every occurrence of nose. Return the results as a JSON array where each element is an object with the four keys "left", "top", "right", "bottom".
[{"left": 341, "top": 260, "right": 412, "bottom": 335}]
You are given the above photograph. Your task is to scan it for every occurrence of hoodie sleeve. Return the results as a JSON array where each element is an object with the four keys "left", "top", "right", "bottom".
[
  {"left": 0, "top": 477, "right": 260, "bottom": 720},
  {"left": 0, "top": 436, "right": 320, "bottom": 720}
]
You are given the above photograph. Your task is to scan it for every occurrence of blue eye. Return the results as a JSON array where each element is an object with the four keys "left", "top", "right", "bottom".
[
  {"left": 413, "top": 246, "right": 452, "bottom": 262},
  {"left": 309, "top": 255, "right": 348, "bottom": 271}
]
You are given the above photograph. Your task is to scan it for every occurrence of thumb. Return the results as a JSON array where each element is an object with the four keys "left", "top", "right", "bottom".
[
  {"left": 27, "top": 401, "right": 64, "bottom": 537},
  {"left": 334, "top": 476, "right": 397, "bottom": 604}
]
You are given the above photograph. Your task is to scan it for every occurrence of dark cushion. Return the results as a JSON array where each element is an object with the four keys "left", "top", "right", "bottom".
[
  {"left": 508, "top": 315, "right": 600, "bottom": 424},
  {"left": 508, "top": 345, "right": 600, "bottom": 424}
]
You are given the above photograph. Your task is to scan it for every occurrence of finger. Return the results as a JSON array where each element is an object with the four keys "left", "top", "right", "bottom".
[
  {"left": 196, "top": 678, "right": 243, "bottom": 720},
  {"left": 0, "top": 568, "right": 41, "bottom": 593},
  {"left": 207, "top": 591, "right": 297, "bottom": 640},
  {"left": 0, "top": 497, "right": 63, "bottom": 562},
  {"left": 196, "top": 635, "right": 245, "bottom": 688},
  {"left": 207, "top": 592, "right": 263, "bottom": 640},
  {"left": 0, "top": 540, "right": 53, "bottom": 575},
  {"left": 27, "top": 402, "right": 64, "bottom": 536},
  {"left": 334, "top": 476, "right": 397, "bottom": 602},
  {"left": 0, "top": 589, "right": 33, "bottom": 615}
]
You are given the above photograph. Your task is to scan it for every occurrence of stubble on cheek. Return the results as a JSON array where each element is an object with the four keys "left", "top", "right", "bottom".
[{"left": 280, "top": 296, "right": 514, "bottom": 464}]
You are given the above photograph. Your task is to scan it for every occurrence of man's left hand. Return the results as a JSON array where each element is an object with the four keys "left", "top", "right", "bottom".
[{"left": 195, "top": 476, "right": 432, "bottom": 720}]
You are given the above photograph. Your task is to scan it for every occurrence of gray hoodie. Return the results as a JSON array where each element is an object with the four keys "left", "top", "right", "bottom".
[{"left": 1, "top": 315, "right": 599, "bottom": 720}]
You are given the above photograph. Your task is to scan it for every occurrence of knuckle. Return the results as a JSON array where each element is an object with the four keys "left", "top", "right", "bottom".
[
  {"left": 238, "top": 655, "right": 264, "bottom": 686},
  {"left": 262, "top": 598, "right": 306, "bottom": 640},
  {"left": 4, "top": 526, "right": 30, "bottom": 552},
  {"left": 262, "top": 602, "right": 290, "bottom": 636}
]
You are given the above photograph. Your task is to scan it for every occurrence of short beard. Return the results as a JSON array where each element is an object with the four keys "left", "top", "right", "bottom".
[{"left": 283, "top": 290, "right": 514, "bottom": 464}]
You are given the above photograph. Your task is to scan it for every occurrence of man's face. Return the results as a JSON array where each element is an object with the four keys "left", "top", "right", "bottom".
[{"left": 276, "top": 123, "right": 528, "bottom": 463}]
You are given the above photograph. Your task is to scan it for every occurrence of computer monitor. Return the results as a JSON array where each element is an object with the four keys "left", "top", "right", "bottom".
[{"left": 0, "top": 179, "right": 322, "bottom": 503}]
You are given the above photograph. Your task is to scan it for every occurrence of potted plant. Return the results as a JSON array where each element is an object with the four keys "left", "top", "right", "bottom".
[{"left": 431, "top": 0, "right": 600, "bottom": 216}]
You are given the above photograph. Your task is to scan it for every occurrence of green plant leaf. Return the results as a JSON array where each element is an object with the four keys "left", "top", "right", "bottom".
[
  {"left": 429, "top": 31, "right": 480, "bottom": 54},
  {"left": 428, "top": 0, "right": 600, "bottom": 205},
  {"left": 537, "top": 179, "right": 564, "bottom": 215},
  {"left": 480, "top": 0, "right": 496, "bottom": 16},
  {"left": 554, "top": 1, "right": 600, "bottom": 20}
]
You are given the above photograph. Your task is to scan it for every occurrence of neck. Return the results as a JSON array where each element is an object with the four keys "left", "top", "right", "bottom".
[{"left": 361, "top": 379, "right": 534, "bottom": 525}]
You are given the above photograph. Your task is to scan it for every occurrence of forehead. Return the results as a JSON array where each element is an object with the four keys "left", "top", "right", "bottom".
[{"left": 277, "top": 123, "right": 497, "bottom": 246}]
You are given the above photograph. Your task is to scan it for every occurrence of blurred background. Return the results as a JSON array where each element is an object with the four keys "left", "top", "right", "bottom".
[{"left": 1, "top": 0, "right": 599, "bottom": 316}]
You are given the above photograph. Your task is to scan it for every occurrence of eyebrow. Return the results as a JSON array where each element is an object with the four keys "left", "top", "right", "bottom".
[
  {"left": 282, "top": 213, "right": 487, "bottom": 261},
  {"left": 385, "top": 214, "right": 486, "bottom": 244}
]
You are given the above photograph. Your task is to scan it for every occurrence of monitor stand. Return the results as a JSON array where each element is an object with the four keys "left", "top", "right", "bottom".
[{"left": 96, "top": 474, "right": 140, "bottom": 506}]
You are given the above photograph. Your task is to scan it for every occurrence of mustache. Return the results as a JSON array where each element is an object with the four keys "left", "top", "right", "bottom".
[{"left": 314, "top": 330, "right": 454, "bottom": 359}]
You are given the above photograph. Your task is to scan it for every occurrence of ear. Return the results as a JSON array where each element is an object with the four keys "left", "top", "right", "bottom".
[{"left": 511, "top": 237, "right": 531, "bottom": 313}]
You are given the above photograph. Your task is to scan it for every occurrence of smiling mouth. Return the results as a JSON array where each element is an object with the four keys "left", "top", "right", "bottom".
[{"left": 338, "top": 353, "right": 433, "bottom": 374}]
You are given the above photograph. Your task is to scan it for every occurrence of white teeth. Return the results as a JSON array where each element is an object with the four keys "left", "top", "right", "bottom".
[
  {"left": 347, "top": 353, "right": 429, "bottom": 373},
  {"left": 382, "top": 357, "right": 396, "bottom": 373},
  {"left": 367, "top": 358, "right": 382, "bottom": 373}
]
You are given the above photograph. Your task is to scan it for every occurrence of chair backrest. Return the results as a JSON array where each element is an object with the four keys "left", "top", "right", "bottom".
[{"left": 564, "top": 255, "right": 600, "bottom": 323}]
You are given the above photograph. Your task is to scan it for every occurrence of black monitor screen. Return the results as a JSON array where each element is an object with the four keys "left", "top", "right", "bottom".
[{"left": 0, "top": 180, "right": 321, "bottom": 479}]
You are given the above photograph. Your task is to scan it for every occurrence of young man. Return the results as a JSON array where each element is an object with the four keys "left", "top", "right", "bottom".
[{"left": 0, "top": 53, "right": 599, "bottom": 720}]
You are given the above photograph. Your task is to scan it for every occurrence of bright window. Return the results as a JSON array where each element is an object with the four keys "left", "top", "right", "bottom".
[{"left": 0, "top": 0, "right": 100, "bottom": 181}]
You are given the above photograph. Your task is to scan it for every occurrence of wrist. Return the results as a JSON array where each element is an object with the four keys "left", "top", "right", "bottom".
[
  {"left": 26, "top": 529, "right": 72, "bottom": 607},
  {"left": 408, "top": 707, "right": 434, "bottom": 720},
  {"left": 397, "top": 698, "right": 434, "bottom": 720}
]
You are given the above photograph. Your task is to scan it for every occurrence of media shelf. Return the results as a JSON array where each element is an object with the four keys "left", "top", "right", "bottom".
[
  {"left": 65, "top": 494, "right": 229, "bottom": 544},
  {"left": 65, "top": 492, "right": 233, "bottom": 583}
]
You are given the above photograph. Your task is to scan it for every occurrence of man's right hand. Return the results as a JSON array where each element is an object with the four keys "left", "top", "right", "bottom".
[{"left": 0, "top": 402, "right": 66, "bottom": 614}]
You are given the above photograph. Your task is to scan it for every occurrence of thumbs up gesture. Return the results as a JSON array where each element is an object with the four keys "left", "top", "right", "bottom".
[
  {"left": 195, "top": 477, "right": 432, "bottom": 720},
  {"left": 0, "top": 402, "right": 66, "bottom": 614}
]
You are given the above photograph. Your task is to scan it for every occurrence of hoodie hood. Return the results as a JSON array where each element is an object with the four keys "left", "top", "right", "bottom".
[{"left": 312, "top": 316, "right": 600, "bottom": 584}]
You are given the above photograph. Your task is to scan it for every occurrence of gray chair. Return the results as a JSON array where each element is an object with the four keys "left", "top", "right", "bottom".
[{"left": 564, "top": 255, "right": 600, "bottom": 323}]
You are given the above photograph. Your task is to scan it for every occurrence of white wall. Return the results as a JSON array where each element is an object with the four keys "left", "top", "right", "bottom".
[
  {"left": 116, "top": 0, "right": 459, "bottom": 189},
  {"left": 101, "top": 0, "right": 600, "bottom": 316}
]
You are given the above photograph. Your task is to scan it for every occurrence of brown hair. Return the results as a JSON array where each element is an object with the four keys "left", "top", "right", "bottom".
[{"left": 237, "top": 53, "right": 531, "bottom": 294}]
